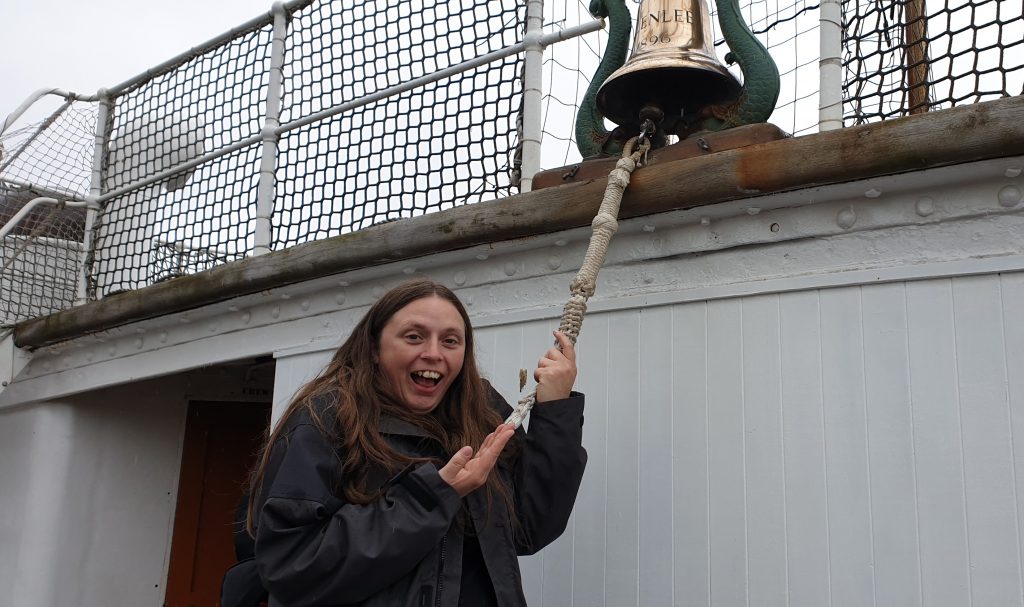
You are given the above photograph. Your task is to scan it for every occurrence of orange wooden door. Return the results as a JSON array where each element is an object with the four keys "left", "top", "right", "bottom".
[{"left": 164, "top": 401, "right": 270, "bottom": 607}]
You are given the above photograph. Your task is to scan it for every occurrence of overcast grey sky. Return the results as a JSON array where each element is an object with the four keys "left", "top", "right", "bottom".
[{"left": 2, "top": 0, "right": 275, "bottom": 125}]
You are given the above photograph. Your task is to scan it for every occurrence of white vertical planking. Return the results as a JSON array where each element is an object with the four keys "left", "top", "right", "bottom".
[
  {"left": 706, "top": 299, "right": 748, "bottom": 607},
  {"left": 477, "top": 323, "right": 523, "bottom": 399},
  {"left": 475, "top": 325, "right": 496, "bottom": 387},
  {"left": 523, "top": 318, "right": 577, "bottom": 607},
  {"left": 953, "top": 275, "right": 1024, "bottom": 606},
  {"left": 861, "top": 283, "right": 922, "bottom": 605},
  {"left": 539, "top": 494, "right": 577, "bottom": 606},
  {"left": 604, "top": 310, "right": 642, "bottom": 606},
  {"left": 638, "top": 306, "right": 675, "bottom": 606},
  {"left": 905, "top": 280, "right": 971, "bottom": 605},
  {"left": 482, "top": 323, "right": 545, "bottom": 604},
  {"left": 1004, "top": 273, "right": 1024, "bottom": 593},
  {"left": 672, "top": 303, "right": 711, "bottom": 607},
  {"left": 271, "top": 350, "right": 331, "bottom": 428},
  {"left": 481, "top": 270, "right": 1024, "bottom": 607},
  {"left": 741, "top": 294, "right": 788, "bottom": 607},
  {"left": 779, "top": 291, "right": 831, "bottom": 606},
  {"left": 12, "top": 404, "right": 75, "bottom": 607},
  {"left": 572, "top": 313, "right": 611, "bottom": 607},
  {"left": 819, "top": 287, "right": 875, "bottom": 607}
]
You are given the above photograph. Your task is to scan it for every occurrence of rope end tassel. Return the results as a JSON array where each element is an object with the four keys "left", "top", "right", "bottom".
[{"left": 505, "top": 130, "right": 652, "bottom": 428}]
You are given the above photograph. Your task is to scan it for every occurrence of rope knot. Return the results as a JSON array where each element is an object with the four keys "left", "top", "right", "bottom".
[
  {"left": 591, "top": 211, "right": 617, "bottom": 233},
  {"left": 569, "top": 279, "right": 595, "bottom": 299},
  {"left": 608, "top": 168, "right": 631, "bottom": 189}
]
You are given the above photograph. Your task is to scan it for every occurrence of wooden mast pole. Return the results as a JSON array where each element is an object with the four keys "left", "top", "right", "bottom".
[{"left": 904, "top": 0, "right": 930, "bottom": 114}]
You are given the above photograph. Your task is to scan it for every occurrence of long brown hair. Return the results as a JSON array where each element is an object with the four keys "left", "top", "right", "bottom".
[{"left": 246, "top": 278, "right": 506, "bottom": 532}]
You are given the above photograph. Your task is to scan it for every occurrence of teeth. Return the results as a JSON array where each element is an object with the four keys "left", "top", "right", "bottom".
[{"left": 414, "top": 371, "right": 441, "bottom": 379}]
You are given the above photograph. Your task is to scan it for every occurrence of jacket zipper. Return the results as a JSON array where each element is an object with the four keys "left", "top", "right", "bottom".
[{"left": 435, "top": 534, "right": 447, "bottom": 607}]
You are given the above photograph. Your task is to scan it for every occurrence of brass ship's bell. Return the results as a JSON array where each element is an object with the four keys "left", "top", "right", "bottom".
[{"left": 597, "top": 0, "right": 741, "bottom": 129}]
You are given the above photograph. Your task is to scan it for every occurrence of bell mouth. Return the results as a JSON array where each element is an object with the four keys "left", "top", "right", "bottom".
[{"left": 597, "top": 63, "right": 742, "bottom": 128}]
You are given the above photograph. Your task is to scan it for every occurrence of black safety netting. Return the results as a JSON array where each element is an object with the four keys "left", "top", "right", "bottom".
[
  {"left": 3, "top": 0, "right": 1021, "bottom": 325},
  {"left": 844, "top": 0, "right": 1024, "bottom": 123},
  {"left": 91, "top": 24, "right": 272, "bottom": 295},
  {"left": 272, "top": 0, "right": 524, "bottom": 247},
  {"left": 0, "top": 101, "right": 96, "bottom": 324}
]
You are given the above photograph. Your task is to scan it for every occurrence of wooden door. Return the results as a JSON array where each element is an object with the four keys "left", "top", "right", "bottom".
[{"left": 164, "top": 401, "right": 270, "bottom": 607}]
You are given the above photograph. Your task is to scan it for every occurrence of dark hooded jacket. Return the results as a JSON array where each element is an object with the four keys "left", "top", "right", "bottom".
[{"left": 252, "top": 384, "right": 586, "bottom": 607}]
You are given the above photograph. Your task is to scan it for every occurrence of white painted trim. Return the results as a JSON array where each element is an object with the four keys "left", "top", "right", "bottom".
[
  {"left": 274, "top": 337, "right": 346, "bottom": 359},
  {"left": 472, "top": 255, "right": 1024, "bottom": 328},
  {"left": 3, "top": 156, "right": 1020, "bottom": 407},
  {"left": 158, "top": 393, "right": 190, "bottom": 605},
  {"left": 0, "top": 333, "right": 31, "bottom": 391},
  {"left": 6, "top": 246, "right": 1019, "bottom": 408}
]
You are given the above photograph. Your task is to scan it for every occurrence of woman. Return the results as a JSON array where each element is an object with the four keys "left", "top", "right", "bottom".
[{"left": 247, "top": 279, "right": 587, "bottom": 606}]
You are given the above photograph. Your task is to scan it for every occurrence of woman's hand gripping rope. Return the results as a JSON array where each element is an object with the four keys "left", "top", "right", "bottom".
[
  {"left": 534, "top": 330, "right": 578, "bottom": 403},
  {"left": 439, "top": 331, "right": 575, "bottom": 496},
  {"left": 504, "top": 129, "right": 653, "bottom": 429}
]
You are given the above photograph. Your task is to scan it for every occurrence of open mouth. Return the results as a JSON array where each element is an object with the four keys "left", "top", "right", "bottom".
[{"left": 411, "top": 370, "right": 442, "bottom": 388}]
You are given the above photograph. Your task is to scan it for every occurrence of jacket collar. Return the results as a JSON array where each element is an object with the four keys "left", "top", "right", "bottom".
[{"left": 378, "top": 415, "right": 434, "bottom": 439}]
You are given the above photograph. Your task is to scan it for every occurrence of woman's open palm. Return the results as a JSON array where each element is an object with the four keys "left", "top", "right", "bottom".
[{"left": 438, "top": 424, "right": 515, "bottom": 496}]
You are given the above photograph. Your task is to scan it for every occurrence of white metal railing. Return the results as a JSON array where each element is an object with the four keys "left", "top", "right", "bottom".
[
  {"left": 3, "top": 0, "right": 1020, "bottom": 324},
  {"left": 0, "top": 0, "right": 603, "bottom": 323}
]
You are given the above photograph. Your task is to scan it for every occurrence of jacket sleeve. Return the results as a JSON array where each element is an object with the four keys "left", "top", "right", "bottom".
[
  {"left": 253, "top": 422, "right": 462, "bottom": 606},
  {"left": 489, "top": 386, "right": 588, "bottom": 555}
]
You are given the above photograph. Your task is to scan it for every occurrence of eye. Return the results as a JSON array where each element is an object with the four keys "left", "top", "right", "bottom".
[
  {"left": 443, "top": 336, "right": 462, "bottom": 347},
  {"left": 404, "top": 332, "right": 423, "bottom": 343}
]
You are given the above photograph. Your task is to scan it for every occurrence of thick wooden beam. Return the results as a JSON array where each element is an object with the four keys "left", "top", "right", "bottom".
[
  {"left": 531, "top": 123, "right": 788, "bottom": 190},
  {"left": 15, "top": 96, "right": 1024, "bottom": 349}
]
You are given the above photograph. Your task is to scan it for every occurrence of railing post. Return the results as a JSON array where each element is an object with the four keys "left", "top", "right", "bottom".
[
  {"left": 253, "top": 1, "right": 288, "bottom": 257},
  {"left": 818, "top": 0, "right": 843, "bottom": 131},
  {"left": 0, "top": 97, "right": 73, "bottom": 175},
  {"left": 78, "top": 89, "right": 110, "bottom": 305},
  {"left": 0, "top": 89, "right": 75, "bottom": 138},
  {"left": 518, "top": 0, "right": 545, "bottom": 192}
]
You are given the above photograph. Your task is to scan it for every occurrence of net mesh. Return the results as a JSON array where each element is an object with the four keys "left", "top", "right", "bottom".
[
  {"left": 0, "top": 101, "right": 96, "bottom": 325},
  {"left": 844, "top": 0, "right": 1024, "bottom": 124},
  {"left": 2, "top": 0, "right": 1021, "bottom": 325},
  {"left": 0, "top": 191, "right": 87, "bottom": 326},
  {"left": 728, "top": 0, "right": 822, "bottom": 136},
  {"left": 272, "top": 0, "right": 524, "bottom": 248},
  {"left": 91, "top": 24, "right": 272, "bottom": 296},
  {"left": 0, "top": 101, "right": 96, "bottom": 197}
]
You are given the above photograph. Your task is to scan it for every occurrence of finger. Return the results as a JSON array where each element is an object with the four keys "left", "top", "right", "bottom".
[
  {"left": 449, "top": 445, "right": 473, "bottom": 469},
  {"left": 482, "top": 423, "right": 512, "bottom": 446},
  {"left": 477, "top": 425, "right": 514, "bottom": 462},
  {"left": 537, "top": 350, "right": 562, "bottom": 371},
  {"left": 553, "top": 331, "right": 576, "bottom": 361},
  {"left": 478, "top": 429, "right": 499, "bottom": 452},
  {"left": 484, "top": 425, "right": 515, "bottom": 457},
  {"left": 479, "top": 426, "right": 512, "bottom": 455},
  {"left": 439, "top": 445, "right": 476, "bottom": 490}
]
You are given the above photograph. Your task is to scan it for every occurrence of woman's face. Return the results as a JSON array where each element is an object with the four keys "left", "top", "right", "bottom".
[{"left": 377, "top": 295, "right": 467, "bottom": 414}]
